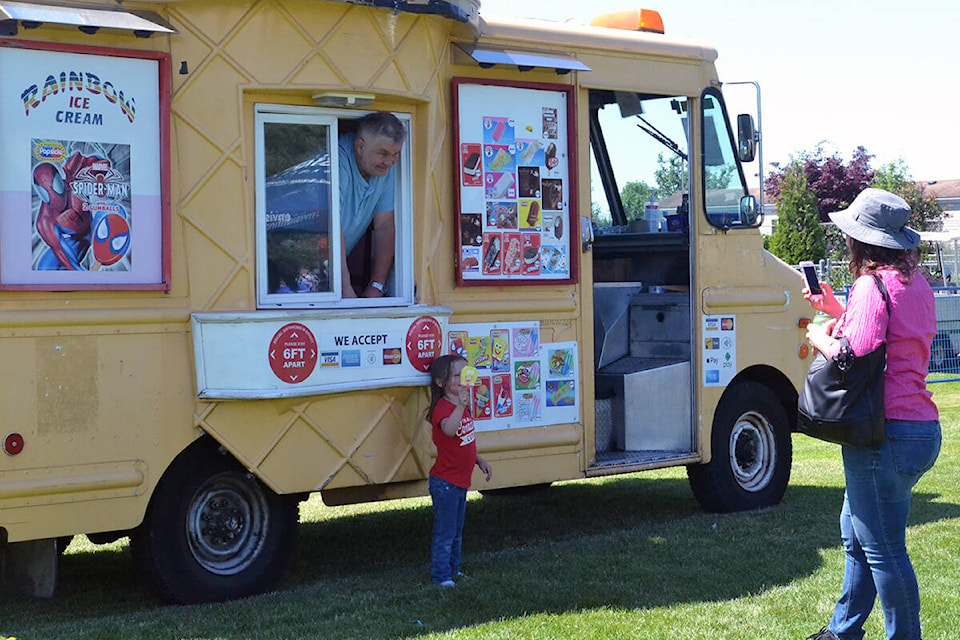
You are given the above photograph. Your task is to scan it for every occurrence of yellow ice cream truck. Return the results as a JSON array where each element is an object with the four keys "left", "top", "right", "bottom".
[{"left": 0, "top": 0, "right": 810, "bottom": 602}]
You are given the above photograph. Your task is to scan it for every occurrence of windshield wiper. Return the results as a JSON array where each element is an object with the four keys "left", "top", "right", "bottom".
[{"left": 635, "top": 115, "right": 688, "bottom": 161}]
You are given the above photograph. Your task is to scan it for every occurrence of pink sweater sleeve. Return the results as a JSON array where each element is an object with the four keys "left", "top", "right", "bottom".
[{"left": 833, "top": 275, "right": 888, "bottom": 358}]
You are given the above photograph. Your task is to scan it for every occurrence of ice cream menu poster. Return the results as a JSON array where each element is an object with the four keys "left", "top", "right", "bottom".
[
  {"left": 454, "top": 79, "right": 574, "bottom": 284},
  {"left": 447, "top": 320, "right": 579, "bottom": 432},
  {"left": 0, "top": 43, "right": 167, "bottom": 288}
]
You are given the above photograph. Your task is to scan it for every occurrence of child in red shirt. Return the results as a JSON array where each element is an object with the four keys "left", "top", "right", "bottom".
[{"left": 427, "top": 354, "right": 492, "bottom": 587}]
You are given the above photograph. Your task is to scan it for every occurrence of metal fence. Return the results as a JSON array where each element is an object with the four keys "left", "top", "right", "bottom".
[{"left": 930, "top": 288, "right": 960, "bottom": 382}]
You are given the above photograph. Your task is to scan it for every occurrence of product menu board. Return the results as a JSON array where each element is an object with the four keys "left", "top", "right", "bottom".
[
  {"left": 453, "top": 79, "right": 576, "bottom": 285},
  {"left": 447, "top": 320, "right": 579, "bottom": 432}
]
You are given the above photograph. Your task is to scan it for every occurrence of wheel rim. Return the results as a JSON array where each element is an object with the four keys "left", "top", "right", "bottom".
[
  {"left": 728, "top": 410, "right": 776, "bottom": 492},
  {"left": 186, "top": 473, "right": 269, "bottom": 576}
]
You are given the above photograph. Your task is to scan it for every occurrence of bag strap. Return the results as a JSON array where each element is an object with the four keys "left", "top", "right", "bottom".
[
  {"left": 835, "top": 274, "right": 891, "bottom": 370},
  {"left": 870, "top": 272, "right": 891, "bottom": 341}
]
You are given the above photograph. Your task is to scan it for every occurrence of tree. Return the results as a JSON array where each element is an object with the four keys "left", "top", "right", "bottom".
[
  {"left": 654, "top": 153, "right": 683, "bottom": 199},
  {"left": 766, "top": 163, "right": 824, "bottom": 265},
  {"left": 766, "top": 145, "right": 875, "bottom": 261},
  {"left": 766, "top": 145, "right": 874, "bottom": 221},
  {"left": 619, "top": 180, "right": 653, "bottom": 222},
  {"left": 653, "top": 152, "right": 735, "bottom": 199},
  {"left": 872, "top": 160, "right": 942, "bottom": 232}
]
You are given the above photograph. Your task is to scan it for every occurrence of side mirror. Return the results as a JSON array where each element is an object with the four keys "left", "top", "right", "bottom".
[
  {"left": 740, "top": 195, "right": 760, "bottom": 227},
  {"left": 737, "top": 113, "right": 756, "bottom": 163}
]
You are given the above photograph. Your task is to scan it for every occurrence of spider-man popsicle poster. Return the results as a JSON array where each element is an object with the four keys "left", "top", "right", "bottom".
[{"left": 30, "top": 139, "right": 132, "bottom": 272}]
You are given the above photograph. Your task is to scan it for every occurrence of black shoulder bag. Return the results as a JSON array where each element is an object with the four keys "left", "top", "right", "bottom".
[{"left": 797, "top": 274, "right": 890, "bottom": 448}]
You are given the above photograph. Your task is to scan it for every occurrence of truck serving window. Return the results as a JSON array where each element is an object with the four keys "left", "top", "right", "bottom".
[{"left": 254, "top": 105, "right": 413, "bottom": 308}]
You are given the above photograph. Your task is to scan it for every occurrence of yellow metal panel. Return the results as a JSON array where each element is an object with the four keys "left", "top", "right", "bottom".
[
  {"left": 483, "top": 451, "right": 581, "bottom": 488},
  {"left": 180, "top": 161, "right": 249, "bottom": 266},
  {"left": 395, "top": 20, "right": 443, "bottom": 95},
  {"left": 0, "top": 339, "right": 37, "bottom": 441},
  {"left": 201, "top": 388, "right": 433, "bottom": 493},
  {"left": 285, "top": 0, "right": 350, "bottom": 41},
  {"left": 2, "top": 324, "right": 198, "bottom": 541},
  {"left": 173, "top": 56, "right": 247, "bottom": 152},
  {"left": 195, "top": 400, "right": 288, "bottom": 470},
  {"left": 180, "top": 165, "right": 252, "bottom": 309},
  {"left": 479, "top": 14, "right": 717, "bottom": 63},
  {"left": 0, "top": 461, "right": 145, "bottom": 507},
  {"left": 289, "top": 55, "right": 347, "bottom": 87},
  {"left": 324, "top": 11, "right": 395, "bottom": 86},
  {"left": 375, "top": 60, "right": 414, "bottom": 95},
  {"left": 224, "top": 5, "right": 315, "bottom": 84},
  {"left": 2, "top": 496, "right": 150, "bottom": 542},
  {"left": 167, "top": 0, "right": 257, "bottom": 45},
  {"left": 258, "top": 418, "right": 364, "bottom": 491},
  {"left": 168, "top": 122, "right": 234, "bottom": 208},
  {"left": 36, "top": 337, "right": 98, "bottom": 436},
  {"left": 168, "top": 21, "right": 215, "bottom": 96}
]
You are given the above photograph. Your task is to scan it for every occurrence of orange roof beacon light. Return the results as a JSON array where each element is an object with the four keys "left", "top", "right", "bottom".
[{"left": 589, "top": 8, "right": 665, "bottom": 34}]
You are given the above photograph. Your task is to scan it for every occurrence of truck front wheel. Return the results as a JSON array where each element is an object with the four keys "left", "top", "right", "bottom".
[
  {"left": 686, "top": 381, "right": 792, "bottom": 513},
  {"left": 131, "top": 439, "right": 300, "bottom": 603}
]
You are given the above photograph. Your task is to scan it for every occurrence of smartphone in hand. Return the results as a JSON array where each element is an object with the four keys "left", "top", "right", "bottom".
[{"left": 800, "top": 261, "right": 822, "bottom": 295}]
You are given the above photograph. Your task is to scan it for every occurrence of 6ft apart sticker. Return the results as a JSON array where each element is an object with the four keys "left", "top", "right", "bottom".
[{"left": 269, "top": 323, "right": 318, "bottom": 383}]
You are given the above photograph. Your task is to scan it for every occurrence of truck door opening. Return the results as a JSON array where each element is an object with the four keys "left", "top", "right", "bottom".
[{"left": 588, "top": 89, "right": 695, "bottom": 469}]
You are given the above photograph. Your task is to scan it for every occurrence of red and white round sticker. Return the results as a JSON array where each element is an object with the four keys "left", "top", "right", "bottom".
[
  {"left": 405, "top": 316, "right": 442, "bottom": 372},
  {"left": 269, "top": 323, "right": 318, "bottom": 383}
]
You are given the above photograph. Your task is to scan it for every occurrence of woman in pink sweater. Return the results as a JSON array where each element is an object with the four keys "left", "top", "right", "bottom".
[{"left": 803, "top": 188, "right": 940, "bottom": 640}]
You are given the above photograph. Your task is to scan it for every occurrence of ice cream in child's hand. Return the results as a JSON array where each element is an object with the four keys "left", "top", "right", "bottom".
[{"left": 460, "top": 365, "right": 480, "bottom": 386}]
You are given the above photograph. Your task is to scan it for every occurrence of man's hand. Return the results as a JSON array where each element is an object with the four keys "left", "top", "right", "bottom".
[{"left": 361, "top": 284, "right": 384, "bottom": 298}]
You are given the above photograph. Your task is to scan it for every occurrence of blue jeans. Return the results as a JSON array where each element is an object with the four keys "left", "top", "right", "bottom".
[
  {"left": 829, "top": 420, "right": 941, "bottom": 640},
  {"left": 429, "top": 475, "right": 467, "bottom": 584}
]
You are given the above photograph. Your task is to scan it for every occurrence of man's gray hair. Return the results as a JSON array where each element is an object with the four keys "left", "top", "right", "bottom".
[{"left": 357, "top": 111, "right": 406, "bottom": 144}]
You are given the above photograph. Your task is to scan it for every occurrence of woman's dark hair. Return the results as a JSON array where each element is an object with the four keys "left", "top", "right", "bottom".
[
  {"left": 427, "top": 354, "right": 467, "bottom": 420},
  {"left": 847, "top": 237, "right": 920, "bottom": 283}
]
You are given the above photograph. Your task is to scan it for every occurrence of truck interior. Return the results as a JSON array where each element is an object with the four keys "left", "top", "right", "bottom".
[{"left": 587, "top": 89, "right": 698, "bottom": 471}]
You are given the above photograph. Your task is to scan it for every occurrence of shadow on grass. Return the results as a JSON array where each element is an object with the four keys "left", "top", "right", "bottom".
[{"left": 3, "top": 476, "right": 958, "bottom": 639}]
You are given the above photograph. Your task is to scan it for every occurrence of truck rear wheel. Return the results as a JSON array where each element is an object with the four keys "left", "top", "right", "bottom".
[
  {"left": 131, "top": 439, "right": 299, "bottom": 603},
  {"left": 686, "top": 381, "right": 792, "bottom": 513}
]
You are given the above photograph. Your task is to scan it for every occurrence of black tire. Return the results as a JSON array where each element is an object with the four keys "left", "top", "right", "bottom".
[
  {"left": 131, "top": 439, "right": 300, "bottom": 604},
  {"left": 687, "top": 381, "right": 792, "bottom": 513}
]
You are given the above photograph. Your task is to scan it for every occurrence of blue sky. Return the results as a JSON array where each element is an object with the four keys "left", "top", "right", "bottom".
[{"left": 478, "top": 0, "right": 960, "bottom": 183}]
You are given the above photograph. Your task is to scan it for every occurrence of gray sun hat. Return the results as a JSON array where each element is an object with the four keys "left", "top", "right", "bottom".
[{"left": 828, "top": 188, "right": 920, "bottom": 250}]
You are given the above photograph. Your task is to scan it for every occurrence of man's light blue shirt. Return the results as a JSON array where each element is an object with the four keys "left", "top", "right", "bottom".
[{"left": 339, "top": 133, "right": 396, "bottom": 253}]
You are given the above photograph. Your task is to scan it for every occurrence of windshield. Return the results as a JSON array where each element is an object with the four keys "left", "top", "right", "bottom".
[
  {"left": 588, "top": 88, "right": 750, "bottom": 233},
  {"left": 589, "top": 91, "right": 689, "bottom": 231}
]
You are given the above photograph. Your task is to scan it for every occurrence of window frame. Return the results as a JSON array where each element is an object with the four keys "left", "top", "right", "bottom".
[
  {"left": 699, "top": 87, "right": 751, "bottom": 231},
  {"left": 253, "top": 104, "right": 413, "bottom": 309}
]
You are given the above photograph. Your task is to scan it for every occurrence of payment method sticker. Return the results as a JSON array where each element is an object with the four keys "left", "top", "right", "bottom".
[{"left": 702, "top": 314, "right": 736, "bottom": 387}]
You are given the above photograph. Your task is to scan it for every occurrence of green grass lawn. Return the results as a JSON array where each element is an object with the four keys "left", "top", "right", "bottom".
[{"left": 3, "top": 382, "right": 959, "bottom": 639}]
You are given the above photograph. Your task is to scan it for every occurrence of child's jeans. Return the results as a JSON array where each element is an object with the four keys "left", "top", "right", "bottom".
[{"left": 429, "top": 475, "right": 467, "bottom": 584}]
